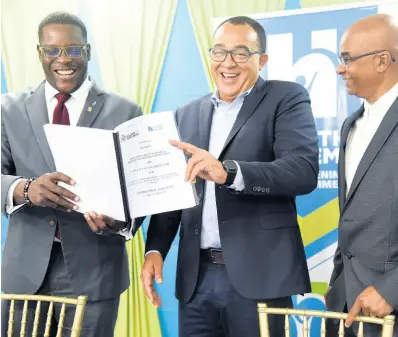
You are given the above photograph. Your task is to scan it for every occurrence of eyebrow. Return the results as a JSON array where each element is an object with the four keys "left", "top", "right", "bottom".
[
  {"left": 340, "top": 51, "right": 351, "bottom": 57},
  {"left": 213, "top": 43, "right": 250, "bottom": 49}
]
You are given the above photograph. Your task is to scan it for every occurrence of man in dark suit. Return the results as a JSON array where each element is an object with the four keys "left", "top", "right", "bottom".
[
  {"left": 1, "top": 12, "right": 142, "bottom": 337},
  {"left": 326, "top": 14, "right": 398, "bottom": 337},
  {"left": 141, "top": 16, "right": 319, "bottom": 336}
]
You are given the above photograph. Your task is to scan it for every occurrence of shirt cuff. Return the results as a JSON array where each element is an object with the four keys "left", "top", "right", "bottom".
[
  {"left": 6, "top": 179, "right": 27, "bottom": 215},
  {"left": 145, "top": 250, "right": 162, "bottom": 258},
  {"left": 117, "top": 219, "right": 136, "bottom": 240},
  {"left": 227, "top": 161, "right": 245, "bottom": 191}
]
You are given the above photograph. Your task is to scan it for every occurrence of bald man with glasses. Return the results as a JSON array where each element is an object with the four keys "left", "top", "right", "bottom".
[{"left": 326, "top": 14, "right": 398, "bottom": 337}]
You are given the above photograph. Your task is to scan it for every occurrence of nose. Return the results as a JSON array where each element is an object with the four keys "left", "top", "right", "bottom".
[
  {"left": 336, "top": 62, "right": 346, "bottom": 75},
  {"left": 57, "top": 49, "right": 72, "bottom": 63},
  {"left": 222, "top": 52, "right": 237, "bottom": 67}
]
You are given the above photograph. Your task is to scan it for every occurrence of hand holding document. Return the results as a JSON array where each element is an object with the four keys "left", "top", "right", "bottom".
[{"left": 44, "top": 111, "right": 198, "bottom": 230}]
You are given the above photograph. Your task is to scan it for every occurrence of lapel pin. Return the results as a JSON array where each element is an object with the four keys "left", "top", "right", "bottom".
[{"left": 87, "top": 101, "right": 97, "bottom": 112}]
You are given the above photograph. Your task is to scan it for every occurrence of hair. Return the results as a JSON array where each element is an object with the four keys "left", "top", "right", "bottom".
[
  {"left": 214, "top": 16, "right": 267, "bottom": 53},
  {"left": 38, "top": 11, "right": 87, "bottom": 42}
]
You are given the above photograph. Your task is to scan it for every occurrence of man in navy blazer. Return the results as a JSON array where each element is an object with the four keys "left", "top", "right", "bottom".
[{"left": 141, "top": 16, "right": 319, "bottom": 336}]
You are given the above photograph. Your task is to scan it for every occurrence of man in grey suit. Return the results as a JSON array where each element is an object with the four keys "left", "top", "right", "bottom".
[
  {"left": 141, "top": 16, "right": 319, "bottom": 337},
  {"left": 326, "top": 14, "right": 398, "bottom": 336},
  {"left": 1, "top": 12, "right": 142, "bottom": 337}
]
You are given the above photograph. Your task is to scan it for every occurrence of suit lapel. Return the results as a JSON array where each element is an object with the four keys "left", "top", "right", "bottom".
[
  {"left": 25, "top": 82, "right": 56, "bottom": 171},
  {"left": 197, "top": 97, "right": 214, "bottom": 194},
  {"left": 219, "top": 77, "right": 268, "bottom": 159},
  {"left": 338, "top": 106, "right": 364, "bottom": 212},
  {"left": 77, "top": 83, "right": 104, "bottom": 127},
  {"left": 343, "top": 99, "right": 398, "bottom": 212}
]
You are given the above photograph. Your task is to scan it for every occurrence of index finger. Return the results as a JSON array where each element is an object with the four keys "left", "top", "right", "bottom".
[
  {"left": 51, "top": 172, "right": 75, "bottom": 186},
  {"left": 142, "top": 269, "right": 155, "bottom": 302},
  {"left": 345, "top": 298, "right": 361, "bottom": 327},
  {"left": 169, "top": 140, "right": 198, "bottom": 155}
]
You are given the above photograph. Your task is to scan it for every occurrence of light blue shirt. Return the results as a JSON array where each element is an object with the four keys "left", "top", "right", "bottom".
[{"left": 200, "top": 87, "right": 252, "bottom": 249}]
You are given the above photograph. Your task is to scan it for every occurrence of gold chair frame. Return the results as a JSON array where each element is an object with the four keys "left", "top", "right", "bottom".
[
  {"left": 1, "top": 294, "right": 87, "bottom": 337},
  {"left": 258, "top": 303, "right": 395, "bottom": 337}
]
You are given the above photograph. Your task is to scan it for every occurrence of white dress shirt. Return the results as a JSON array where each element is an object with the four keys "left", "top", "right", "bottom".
[
  {"left": 146, "top": 87, "right": 252, "bottom": 256},
  {"left": 5, "top": 78, "right": 92, "bottom": 214},
  {"left": 345, "top": 82, "right": 398, "bottom": 195},
  {"left": 200, "top": 88, "right": 251, "bottom": 249}
]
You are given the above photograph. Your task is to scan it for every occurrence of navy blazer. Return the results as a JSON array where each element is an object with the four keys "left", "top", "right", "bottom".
[{"left": 146, "top": 77, "right": 319, "bottom": 303}]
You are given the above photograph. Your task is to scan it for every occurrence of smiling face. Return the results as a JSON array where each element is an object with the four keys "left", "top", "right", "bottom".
[
  {"left": 336, "top": 30, "right": 382, "bottom": 100},
  {"left": 210, "top": 23, "right": 268, "bottom": 103},
  {"left": 38, "top": 24, "right": 90, "bottom": 94}
]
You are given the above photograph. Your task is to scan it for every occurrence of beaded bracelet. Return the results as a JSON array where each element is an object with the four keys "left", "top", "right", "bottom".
[{"left": 23, "top": 178, "right": 36, "bottom": 207}]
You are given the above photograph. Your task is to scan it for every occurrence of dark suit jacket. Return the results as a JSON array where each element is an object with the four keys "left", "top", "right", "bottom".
[
  {"left": 1, "top": 81, "right": 142, "bottom": 301},
  {"left": 146, "top": 77, "right": 319, "bottom": 303},
  {"left": 328, "top": 98, "right": 398, "bottom": 335}
]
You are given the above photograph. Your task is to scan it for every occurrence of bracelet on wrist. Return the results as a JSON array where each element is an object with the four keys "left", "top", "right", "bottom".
[{"left": 23, "top": 178, "right": 37, "bottom": 207}]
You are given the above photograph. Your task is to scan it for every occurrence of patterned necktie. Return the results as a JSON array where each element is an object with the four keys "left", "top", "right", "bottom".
[
  {"left": 52, "top": 93, "right": 71, "bottom": 125},
  {"left": 52, "top": 93, "right": 71, "bottom": 240}
]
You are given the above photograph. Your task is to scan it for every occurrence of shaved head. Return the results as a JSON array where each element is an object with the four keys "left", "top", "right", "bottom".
[
  {"left": 337, "top": 14, "right": 398, "bottom": 102},
  {"left": 343, "top": 14, "right": 398, "bottom": 58}
]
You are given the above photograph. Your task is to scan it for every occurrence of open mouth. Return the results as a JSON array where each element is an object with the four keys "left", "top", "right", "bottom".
[
  {"left": 221, "top": 72, "right": 240, "bottom": 79},
  {"left": 54, "top": 69, "right": 77, "bottom": 76}
]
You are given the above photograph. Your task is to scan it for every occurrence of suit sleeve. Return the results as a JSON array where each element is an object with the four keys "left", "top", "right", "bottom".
[
  {"left": 329, "top": 243, "right": 343, "bottom": 286},
  {"left": 373, "top": 267, "right": 398, "bottom": 309},
  {"left": 237, "top": 85, "right": 319, "bottom": 196},
  {"left": 1, "top": 107, "right": 23, "bottom": 216},
  {"left": 144, "top": 108, "right": 182, "bottom": 259},
  {"left": 145, "top": 210, "right": 182, "bottom": 260}
]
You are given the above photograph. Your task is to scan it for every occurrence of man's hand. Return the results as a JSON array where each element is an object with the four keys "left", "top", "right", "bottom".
[
  {"left": 169, "top": 140, "right": 227, "bottom": 184},
  {"left": 18, "top": 172, "right": 79, "bottom": 211},
  {"left": 140, "top": 252, "right": 164, "bottom": 308},
  {"left": 84, "top": 211, "right": 126, "bottom": 234},
  {"left": 345, "top": 286, "right": 393, "bottom": 327}
]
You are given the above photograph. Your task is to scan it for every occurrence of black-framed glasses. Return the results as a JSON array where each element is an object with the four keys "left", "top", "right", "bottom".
[
  {"left": 339, "top": 49, "right": 396, "bottom": 66},
  {"left": 208, "top": 47, "right": 262, "bottom": 63},
  {"left": 38, "top": 44, "right": 89, "bottom": 59}
]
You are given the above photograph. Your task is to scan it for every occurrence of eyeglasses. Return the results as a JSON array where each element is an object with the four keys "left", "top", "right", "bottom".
[
  {"left": 38, "top": 45, "right": 88, "bottom": 59},
  {"left": 208, "top": 47, "right": 262, "bottom": 63},
  {"left": 339, "top": 49, "right": 396, "bottom": 67}
]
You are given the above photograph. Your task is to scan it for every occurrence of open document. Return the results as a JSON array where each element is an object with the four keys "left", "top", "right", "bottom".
[{"left": 44, "top": 111, "right": 198, "bottom": 227}]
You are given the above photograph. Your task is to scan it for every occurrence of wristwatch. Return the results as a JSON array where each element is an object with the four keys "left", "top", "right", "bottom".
[{"left": 222, "top": 160, "right": 238, "bottom": 186}]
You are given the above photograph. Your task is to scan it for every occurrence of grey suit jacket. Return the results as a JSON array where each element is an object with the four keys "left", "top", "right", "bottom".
[
  {"left": 146, "top": 78, "right": 319, "bottom": 303},
  {"left": 328, "top": 98, "right": 398, "bottom": 334},
  {"left": 1, "top": 81, "right": 142, "bottom": 301}
]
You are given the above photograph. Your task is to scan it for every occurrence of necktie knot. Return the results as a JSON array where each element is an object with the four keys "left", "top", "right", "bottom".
[{"left": 55, "top": 93, "right": 71, "bottom": 104}]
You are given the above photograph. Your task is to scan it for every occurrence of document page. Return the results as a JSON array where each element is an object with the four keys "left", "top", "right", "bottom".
[
  {"left": 44, "top": 125, "right": 127, "bottom": 222},
  {"left": 115, "top": 111, "right": 198, "bottom": 218}
]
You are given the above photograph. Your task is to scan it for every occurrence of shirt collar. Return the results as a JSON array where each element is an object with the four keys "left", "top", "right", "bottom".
[
  {"left": 45, "top": 77, "right": 92, "bottom": 103},
  {"left": 364, "top": 82, "right": 398, "bottom": 116},
  {"left": 211, "top": 86, "right": 253, "bottom": 108}
]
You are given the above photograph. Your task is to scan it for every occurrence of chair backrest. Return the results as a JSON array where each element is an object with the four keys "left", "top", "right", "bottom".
[
  {"left": 1, "top": 294, "right": 87, "bottom": 337},
  {"left": 258, "top": 303, "right": 395, "bottom": 337}
]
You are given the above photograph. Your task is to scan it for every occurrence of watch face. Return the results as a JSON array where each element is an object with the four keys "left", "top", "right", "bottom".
[{"left": 224, "top": 160, "right": 237, "bottom": 172}]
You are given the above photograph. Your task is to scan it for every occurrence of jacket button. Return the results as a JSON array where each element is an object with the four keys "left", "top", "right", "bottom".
[
  {"left": 194, "top": 229, "right": 200, "bottom": 235},
  {"left": 49, "top": 220, "right": 56, "bottom": 227},
  {"left": 344, "top": 252, "right": 352, "bottom": 260}
]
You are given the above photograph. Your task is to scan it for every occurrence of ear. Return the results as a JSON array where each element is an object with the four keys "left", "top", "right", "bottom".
[
  {"left": 86, "top": 44, "right": 91, "bottom": 61},
  {"left": 259, "top": 53, "right": 269, "bottom": 71},
  {"left": 37, "top": 44, "right": 42, "bottom": 61},
  {"left": 376, "top": 52, "right": 391, "bottom": 73}
]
